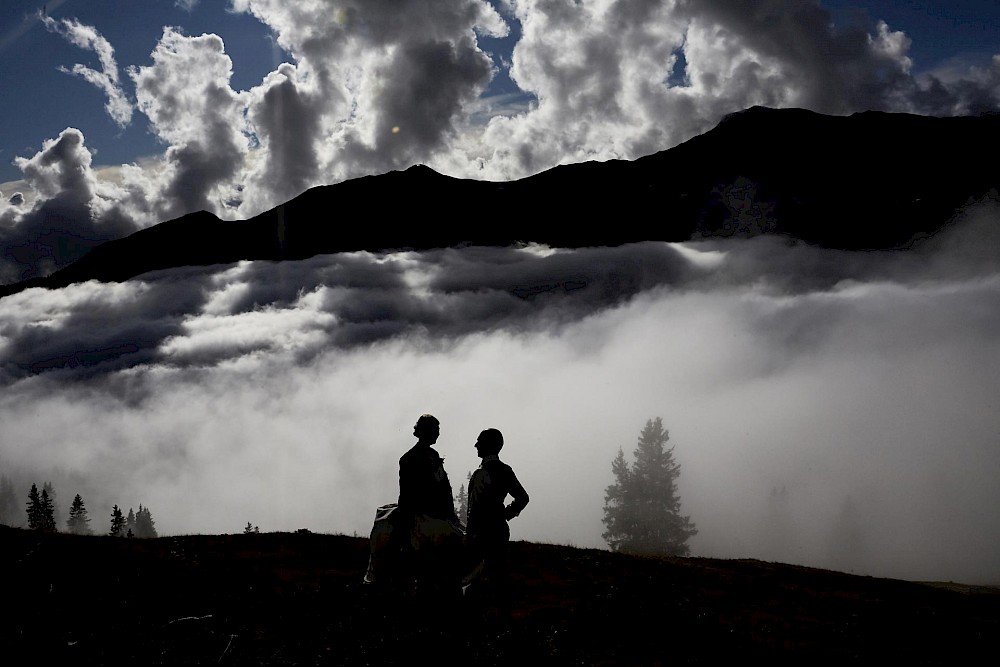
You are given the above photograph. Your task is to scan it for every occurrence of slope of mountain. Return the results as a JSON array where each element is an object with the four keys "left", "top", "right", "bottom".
[{"left": 3, "top": 106, "right": 997, "bottom": 299}]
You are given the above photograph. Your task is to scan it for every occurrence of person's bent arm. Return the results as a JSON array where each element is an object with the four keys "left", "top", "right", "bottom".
[{"left": 504, "top": 473, "right": 529, "bottom": 520}]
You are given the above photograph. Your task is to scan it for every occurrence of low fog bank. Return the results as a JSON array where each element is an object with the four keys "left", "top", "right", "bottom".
[{"left": 1, "top": 202, "right": 999, "bottom": 584}]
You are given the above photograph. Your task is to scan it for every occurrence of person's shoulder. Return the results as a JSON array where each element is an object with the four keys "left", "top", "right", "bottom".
[
  {"left": 400, "top": 445, "right": 421, "bottom": 464},
  {"left": 401, "top": 444, "right": 438, "bottom": 464},
  {"left": 486, "top": 458, "right": 514, "bottom": 474}
]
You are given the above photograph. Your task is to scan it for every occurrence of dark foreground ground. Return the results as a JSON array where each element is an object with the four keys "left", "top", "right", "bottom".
[{"left": 2, "top": 525, "right": 997, "bottom": 665}]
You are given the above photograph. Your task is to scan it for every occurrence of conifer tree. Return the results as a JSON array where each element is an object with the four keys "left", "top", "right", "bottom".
[
  {"left": 454, "top": 471, "right": 473, "bottom": 525},
  {"left": 43, "top": 481, "right": 59, "bottom": 527},
  {"left": 602, "top": 417, "right": 697, "bottom": 556},
  {"left": 126, "top": 507, "right": 136, "bottom": 536},
  {"left": 39, "top": 488, "right": 57, "bottom": 532},
  {"left": 66, "top": 494, "right": 92, "bottom": 535},
  {"left": 456, "top": 483, "right": 467, "bottom": 525},
  {"left": 26, "top": 483, "right": 42, "bottom": 530},
  {"left": 134, "top": 505, "right": 157, "bottom": 538},
  {"left": 109, "top": 505, "right": 125, "bottom": 536}
]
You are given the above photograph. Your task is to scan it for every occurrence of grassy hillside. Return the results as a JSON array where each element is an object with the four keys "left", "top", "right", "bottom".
[{"left": 2, "top": 525, "right": 997, "bottom": 665}]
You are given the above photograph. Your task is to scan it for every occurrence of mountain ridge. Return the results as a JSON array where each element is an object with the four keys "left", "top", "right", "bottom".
[{"left": 3, "top": 106, "right": 998, "bottom": 299}]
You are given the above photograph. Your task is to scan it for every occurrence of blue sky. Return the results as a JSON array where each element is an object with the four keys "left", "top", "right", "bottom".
[
  {"left": 823, "top": 0, "right": 1000, "bottom": 66},
  {"left": 0, "top": 1, "right": 285, "bottom": 181}
]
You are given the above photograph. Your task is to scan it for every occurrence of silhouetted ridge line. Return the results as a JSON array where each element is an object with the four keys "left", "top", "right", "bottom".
[{"left": 2, "top": 106, "right": 997, "bottom": 299}]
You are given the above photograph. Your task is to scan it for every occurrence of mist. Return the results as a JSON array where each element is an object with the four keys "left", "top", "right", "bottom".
[{"left": 2, "top": 202, "right": 999, "bottom": 585}]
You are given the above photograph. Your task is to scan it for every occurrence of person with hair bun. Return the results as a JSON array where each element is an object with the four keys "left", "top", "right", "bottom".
[{"left": 397, "top": 413, "right": 457, "bottom": 523}]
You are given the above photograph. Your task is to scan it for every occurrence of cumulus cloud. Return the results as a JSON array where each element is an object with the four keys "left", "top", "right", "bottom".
[
  {"left": 913, "top": 54, "right": 1000, "bottom": 116},
  {"left": 0, "top": 129, "right": 138, "bottom": 284},
  {"left": 231, "top": 0, "right": 508, "bottom": 212},
  {"left": 240, "top": 64, "right": 323, "bottom": 209},
  {"left": 485, "top": 0, "right": 696, "bottom": 171},
  {"left": 41, "top": 15, "right": 133, "bottom": 128},
  {"left": 675, "top": 3, "right": 911, "bottom": 113},
  {"left": 129, "top": 28, "right": 250, "bottom": 220},
  {"left": 453, "top": 0, "right": 998, "bottom": 180},
  {"left": 1, "top": 207, "right": 999, "bottom": 584}
]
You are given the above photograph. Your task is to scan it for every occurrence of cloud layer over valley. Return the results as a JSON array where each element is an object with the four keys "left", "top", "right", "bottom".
[{"left": 2, "top": 201, "right": 999, "bottom": 585}]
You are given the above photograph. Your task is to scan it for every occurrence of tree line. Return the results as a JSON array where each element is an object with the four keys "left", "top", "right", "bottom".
[{"left": 14, "top": 479, "right": 157, "bottom": 538}]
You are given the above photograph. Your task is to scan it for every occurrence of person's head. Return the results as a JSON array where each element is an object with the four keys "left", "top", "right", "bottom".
[
  {"left": 413, "top": 414, "right": 440, "bottom": 443},
  {"left": 474, "top": 428, "right": 503, "bottom": 457}
]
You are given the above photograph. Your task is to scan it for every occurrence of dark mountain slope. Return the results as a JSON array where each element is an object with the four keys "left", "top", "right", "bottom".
[
  {"left": 3, "top": 525, "right": 998, "bottom": 666},
  {"left": 3, "top": 106, "right": 997, "bottom": 299}
]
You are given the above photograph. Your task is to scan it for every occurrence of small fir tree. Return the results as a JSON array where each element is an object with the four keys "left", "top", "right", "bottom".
[
  {"left": 134, "top": 505, "right": 157, "bottom": 538},
  {"left": 456, "top": 483, "right": 467, "bottom": 525},
  {"left": 454, "top": 471, "right": 473, "bottom": 525},
  {"left": 26, "top": 483, "right": 42, "bottom": 530},
  {"left": 39, "top": 488, "right": 57, "bottom": 532},
  {"left": 602, "top": 417, "right": 697, "bottom": 556},
  {"left": 109, "top": 505, "right": 125, "bottom": 536},
  {"left": 66, "top": 493, "right": 92, "bottom": 535},
  {"left": 43, "top": 481, "right": 59, "bottom": 527},
  {"left": 126, "top": 507, "right": 136, "bottom": 536}
]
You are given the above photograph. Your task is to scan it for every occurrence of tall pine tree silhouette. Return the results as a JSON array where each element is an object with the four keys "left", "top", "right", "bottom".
[
  {"left": 602, "top": 417, "right": 697, "bottom": 556},
  {"left": 109, "top": 505, "right": 125, "bottom": 537},
  {"left": 66, "top": 493, "right": 92, "bottom": 535},
  {"left": 39, "top": 488, "right": 56, "bottom": 532},
  {"left": 26, "top": 483, "right": 42, "bottom": 530}
]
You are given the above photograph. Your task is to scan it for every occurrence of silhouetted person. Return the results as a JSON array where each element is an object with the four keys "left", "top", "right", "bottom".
[
  {"left": 465, "top": 428, "right": 529, "bottom": 620},
  {"left": 394, "top": 414, "right": 462, "bottom": 601},
  {"left": 398, "top": 414, "right": 458, "bottom": 523}
]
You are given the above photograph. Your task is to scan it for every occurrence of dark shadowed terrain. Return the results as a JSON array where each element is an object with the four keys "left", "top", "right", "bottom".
[{"left": 3, "top": 525, "right": 997, "bottom": 665}]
